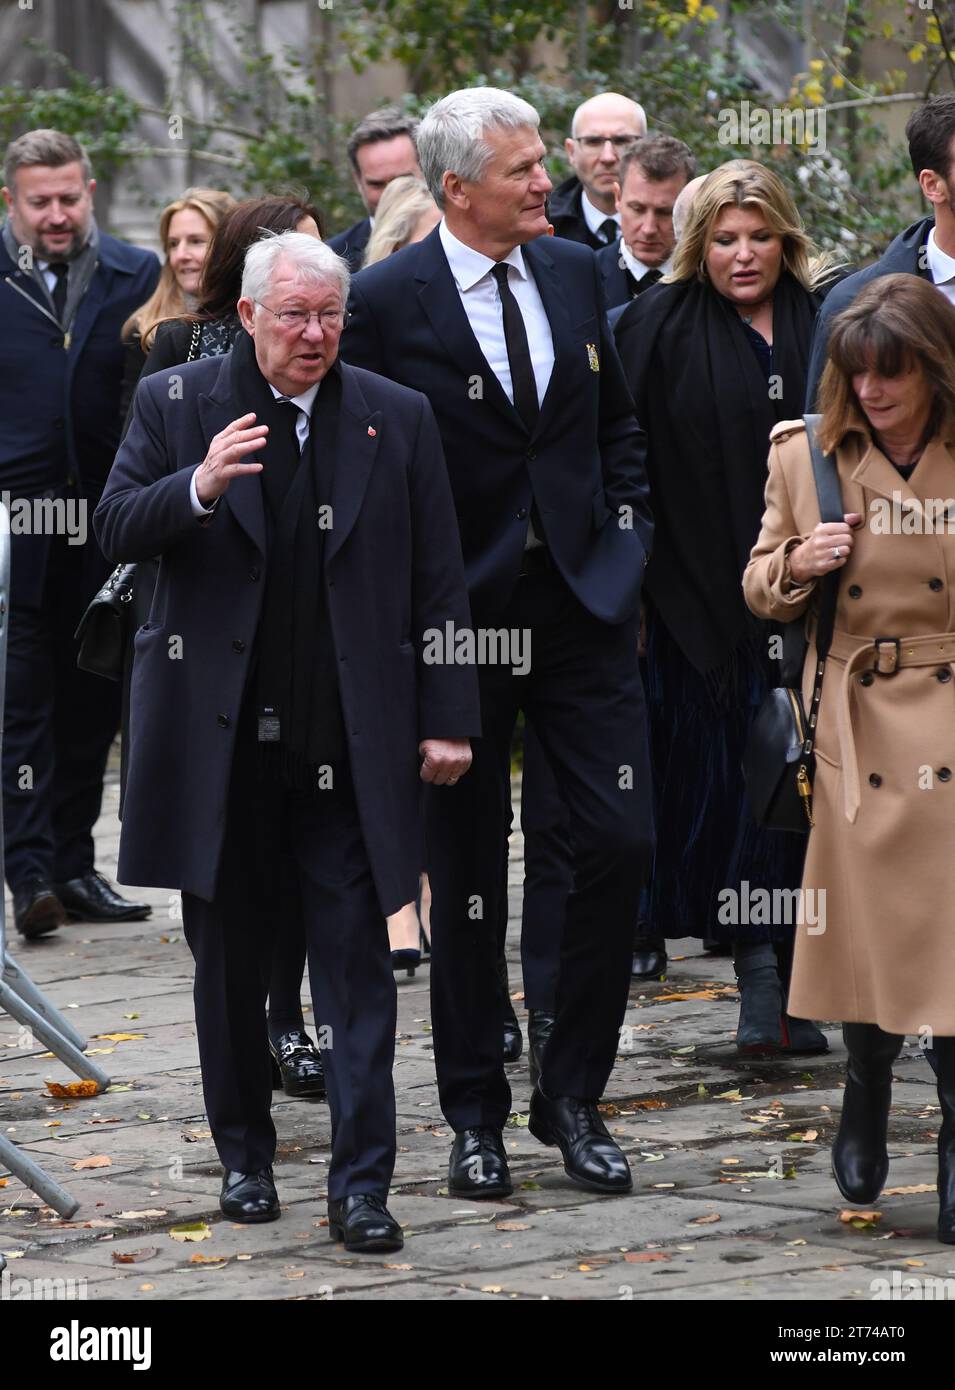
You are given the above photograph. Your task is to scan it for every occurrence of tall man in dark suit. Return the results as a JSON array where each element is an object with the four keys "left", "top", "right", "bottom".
[
  {"left": 95, "top": 233, "right": 479, "bottom": 1252},
  {"left": 595, "top": 135, "right": 695, "bottom": 311},
  {"left": 343, "top": 87, "right": 654, "bottom": 1199},
  {"left": 548, "top": 92, "right": 646, "bottom": 249},
  {"left": 0, "top": 130, "right": 159, "bottom": 938},
  {"left": 327, "top": 107, "right": 422, "bottom": 272}
]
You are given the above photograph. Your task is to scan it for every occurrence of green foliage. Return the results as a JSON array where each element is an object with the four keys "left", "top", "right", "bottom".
[{"left": 0, "top": 0, "right": 950, "bottom": 261}]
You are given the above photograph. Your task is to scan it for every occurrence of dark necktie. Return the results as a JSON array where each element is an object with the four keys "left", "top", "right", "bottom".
[
  {"left": 277, "top": 396, "right": 306, "bottom": 455},
  {"left": 634, "top": 267, "right": 663, "bottom": 296},
  {"left": 598, "top": 218, "right": 619, "bottom": 246},
  {"left": 491, "top": 262, "right": 539, "bottom": 433},
  {"left": 48, "top": 261, "right": 69, "bottom": 321}
]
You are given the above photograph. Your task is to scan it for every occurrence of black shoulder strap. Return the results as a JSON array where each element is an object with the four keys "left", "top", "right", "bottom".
[{"left": 803, "top": 413, "right": 844, "bottom": 660}]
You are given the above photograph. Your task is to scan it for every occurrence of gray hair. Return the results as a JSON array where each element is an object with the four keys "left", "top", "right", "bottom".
[
  {"left": 3, "top": 129, "right": 93, "bottom": 190},
  {"left": 241, "top": 231, "right": 350, "bottom": 308},
  {"left": 417, "top": 87, "right": 540, "bottom": 208}
]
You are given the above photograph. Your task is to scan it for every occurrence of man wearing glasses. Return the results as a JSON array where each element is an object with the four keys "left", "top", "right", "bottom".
[
  {"left": 549, "top": 92, "right": 648, "bottom": 250},
  {"left": 95, "top": 232, "right": 479, "bottom": 1253}
]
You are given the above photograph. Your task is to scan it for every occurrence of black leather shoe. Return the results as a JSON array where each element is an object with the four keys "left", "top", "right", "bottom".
[
  {"left": 328, "top": 1194, "right": 403, "bottom": 1252},
  {"left": 529, "top": 1087, "right": 633, "bottom": 1193},
  {"left": 13, "top": 878, "right": 67, "bottom": 940},
  {"left": 832, "top": 1023, "right": 903, "bottom": 1204},
  {"left": 448, "top": 1127, "right": 513, "bottom": 1198},
  {"left": 733, "top": 942, "right": 784, "bottom": 1052},
  {"left": 528, "top": 1010, "right": 555, "bottom": 1089},
  {"left": 934, "top": 1037, "right": 955, "bottom": 1243},
  {"left": 498, "top": 950, "right": 523, "bottom": 1062},
  {"left": 54, "top": 871, "right": 151, "bottom": 923},
  {"left": 219, "top": 1167, "right": 280, "bottom": 1223},
  {"left": 782, "top": 1015, "right": 829, "bottom": 1054},
  {"left": 269, "top": 1029, "right": 326, "bottom": 1098},
  {"left": 631, "top": 941, "right": 667, "bottom": 980}
]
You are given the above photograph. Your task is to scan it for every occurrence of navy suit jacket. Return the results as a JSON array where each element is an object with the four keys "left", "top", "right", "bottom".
[
  {"left": 94, "top": 352, "right": 480, "bottom": 910},
  {"left": 595, "top": 241, "right": 635, "bottom": 311},
  {"left": 327, "top": 216, "right": 372, "bottom": 273},
  {"left": 342, "top": 226, "right": 652, "bottom": 626},
  {"left": 0, "top": 227, "right": 159, "bottom": 603}
]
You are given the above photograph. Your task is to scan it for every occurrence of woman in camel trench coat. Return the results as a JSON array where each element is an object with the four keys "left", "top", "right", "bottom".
[{"left": 743, "top": 273, "right": 955, "bottom": 1244}]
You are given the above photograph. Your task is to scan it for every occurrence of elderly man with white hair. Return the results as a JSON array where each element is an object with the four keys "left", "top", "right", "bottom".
[
  {"left": 344, "top": 87, "right": 655, "bottom": 1201},
  {"left": 549, "top": 91, "right": 648, "bottom": 249},
  {"left": 95, "top": 232, "right": 480, "bottom": 1253}
]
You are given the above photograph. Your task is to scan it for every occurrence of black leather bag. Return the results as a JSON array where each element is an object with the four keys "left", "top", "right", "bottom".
[
  {"left": 742, "top": 414, "right": 844, "bottom": 834},
  {"left": 74, "top": 562, "right": 137, "bottom": 681}
]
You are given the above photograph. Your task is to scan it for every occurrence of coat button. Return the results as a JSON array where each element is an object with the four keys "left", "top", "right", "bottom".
[
  {"left": 249, "top": 567, "right": 260, "bottom": 582},
  {"left": 517, "top": 507, "right": 528, "bottom": 520},
  {"left": 937, "top": 667, "right": 952, "bottom": 682},
  {"left": 939, "top": 767, "right": 953, "bottom": 782},
  {"left": 859, "top": 671, "right": 874, "bottom": 687},
  {"left": 216, "top": 713, "right": 230, "bottom": 728},
  {"left": 526, "top": 451, "right": 537, "bottom": 462},
  {"left": 930, "top": 577, "right": 944, "bottom": 592},
  {"left": 232, "top": 639, "right": 245, "bottom": 653},
  {"left": 848, "top": 584, "right": 862, "bottom": 598},
  {"left": 868, "top": 772, "right": 882, "bottom": 787}
]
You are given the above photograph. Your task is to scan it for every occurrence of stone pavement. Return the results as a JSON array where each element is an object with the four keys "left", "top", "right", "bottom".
[{"left": 0, "top": 762, "right": 950, "bottom": 1302}]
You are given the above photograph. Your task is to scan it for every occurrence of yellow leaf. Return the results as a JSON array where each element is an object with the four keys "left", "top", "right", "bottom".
[
  {"left": 832, "top": 74, "right": 845, "bottom": 90},
  {"left": 71, "top": 1154, "right": 111, "bottom": 1170},
  {"left": 189, "top": 1253, "right": 228, "bottom": 1266},
  {"left": 46, "top": 1080, "right": 98, "bottom": 1098},
  {"left": 908, "top": 43, "right": 926, "bottom": 64},
  {"left": 809, "top": 59, "right": 824, "bottom": 72},
  {"left": 94, "top": 1033, "right": 145, "bottom": 1043},
  {"left": 882, "top": 21, "right": 894, "bottom": 39},
  {"left": 883, "top": 1183, "right": 935, "bottom": 1195},
  {"left": 496, "top": 1221, "right": 531, "bottom": 1231},
  {"left": 169, "top": 1222, "right": 211, "bottom": 1242},
  {"left": 839, "top": 1208, "right": 881, "bottom": 1226}
]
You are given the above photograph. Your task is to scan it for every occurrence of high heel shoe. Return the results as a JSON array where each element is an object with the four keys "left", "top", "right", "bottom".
[{"left": 392, "top": 947, "right": 421, "bottom": 977}]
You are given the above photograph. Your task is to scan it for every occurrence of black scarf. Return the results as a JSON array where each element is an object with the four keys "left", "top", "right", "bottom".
[
  {"left": 229, "top": 330, "right": 345, "bottom": 789},
  {"left": 615, "top": 270, "right": 820, "bottom": 686}
]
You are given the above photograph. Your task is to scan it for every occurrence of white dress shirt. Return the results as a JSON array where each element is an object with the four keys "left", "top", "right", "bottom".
[
  {"left": 618, "top": 239, "right": 671, "bottom": 285},
  {"left": 190, "top": 380, "right": 321, "bottom": 516},
  {"left": 438, "top": 218, "right": 555, "bottom": 411},
  {"left": 581, "top": 190, "right": 620, "bottom": 243},
  {"left": 926, "top": 226, "right": 955, "bottom": 306},
  {"left": 36, "top": 259, "right": 65, "bottom": 295}
]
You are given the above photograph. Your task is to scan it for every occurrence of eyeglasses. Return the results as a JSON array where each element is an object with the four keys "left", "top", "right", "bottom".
[
  {"left": 254, "top": 300, "right": 350, "bottom": 332},
  {"left": 572, "top": 135, "right": 640, "bottom": 151}
]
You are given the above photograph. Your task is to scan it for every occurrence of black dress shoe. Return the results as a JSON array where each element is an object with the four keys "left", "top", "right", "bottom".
[
  {"left": 13, "top": 878, "right": 67, "bottom": 940},
  {"left": 529, "top": 1087, "right": 633, "bottom": 1193},
  {"left": 328, "top": 1194, "right": 403, "bottom": 1252},
  {"left": 54, "top": 870, "right": 151, "bottom": 923},
  {"left": 528, "top": 1010, "right": 555, "bottom": 1090},
  {"left": 448, "top": 1127, "right": 513, "bottom": 1198},
  {"left": 631, "top": 941, "right": 667, "bottom": 980},
  {"left": 269, "top": 1029, "right": 326, "bottom": 1098},
  {"left": 219, "top": 1167, "right": 280, "bottom": 1223}
]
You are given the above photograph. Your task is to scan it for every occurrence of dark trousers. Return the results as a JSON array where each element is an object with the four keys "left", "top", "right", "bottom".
[
  {"left": 427, "top": 568, "right": 653, "bottom": 1131},
  {"left": 181, "top": 719, "right": 396, "bottom": 1202},
  {"left": 3, "top": 532, "right": 119, "bottom": 889},
  {"left": 517, "top": 722, "right": 573, "bottom": 1012}
]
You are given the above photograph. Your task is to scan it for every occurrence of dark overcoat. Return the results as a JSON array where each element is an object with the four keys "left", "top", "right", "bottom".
[{"left": 94, "top": 350, "right": 481, "bottom": 913}]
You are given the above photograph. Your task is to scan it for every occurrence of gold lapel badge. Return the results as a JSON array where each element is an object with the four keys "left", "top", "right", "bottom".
[{"left": 586, "top": 343, "right": 599, "bottom": 372}]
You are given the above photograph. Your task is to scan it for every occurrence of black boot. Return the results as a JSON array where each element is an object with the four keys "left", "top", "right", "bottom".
[
  {"left": 774, "top": 937, "right": 828, "bottom": 1054},
  {"left": 933, "top": 1036, "right": 955, "bottom": 1244},
  {"left": 832, "top": 1022, "right": 903, "bottom": 1205},
  {"left": 498, "top": 950, "right": 523, "bottom": 1063},
  {"left": 631, "top": 920, "right": 666, "bottom": 981},
  {"left": 733, "top": 941, "right": 783, "bottom": 1052}
]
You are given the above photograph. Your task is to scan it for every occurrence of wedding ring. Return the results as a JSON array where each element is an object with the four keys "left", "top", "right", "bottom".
[
  {"left": 448, "top": 777, "right": 459, "bottom": 785},
  {"left": 832, "top": 546, "right": 841, "bottom": 560}
]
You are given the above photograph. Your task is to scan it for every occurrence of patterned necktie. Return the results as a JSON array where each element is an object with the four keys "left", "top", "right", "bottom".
[
  {"left": 48, "top": 262, "right": 69, "bottom": 321},
  {"left": 491, "top": 262, "right": 539, "bottom": 433}
]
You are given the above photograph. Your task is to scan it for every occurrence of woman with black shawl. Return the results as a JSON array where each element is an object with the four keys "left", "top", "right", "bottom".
[{"left": 615, "top": 160, "right": 841, "bottom": 1053}]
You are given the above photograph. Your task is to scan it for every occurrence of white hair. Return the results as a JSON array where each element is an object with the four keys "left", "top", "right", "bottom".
[
  {"left": 416, "top": 86, "right": 540, "bottom": 208},
  {"left": 241, "top": 231, "right": 350, "bottom": 308}
]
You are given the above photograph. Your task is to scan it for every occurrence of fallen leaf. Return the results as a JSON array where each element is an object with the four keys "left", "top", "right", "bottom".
[
  {"left": 116, "top": 1210, "right": 167, "bottom": 1220},
  {"left": 190, "top": 1253, "right": 228, "bottom": 1266},
  {"left": 384, "top": 1262, "right": 413, "bottom": 1270},
  {"left": 788, "top": 1129, "right": 819, "bottom": 1142},
  {"left": 839, "top": 1209, "right": 882, "bottom": 1227},
  {"left": 284, "top": 1270, "right": 305, "bottom": 1279},
  {"left": 883, "top": 1184, "right": 936, "bottom": 1195},
  {"left": 624, "top": 1252, "right": 670, "bottom": 1263},
  {"left": 904, "top": 1259, "right": 925, "bottom": 1267},
  {"left": 72, "top": 1155, "right": 112, "bottom": 1170},
  {"left": 689, "top": 1212, "right": 721, "bottom": 1225},
  {"left": 93, "top": 1033, "right": 145, "bottom": 1042},
  {"left": 111, "top": 1248, "right": 157, "bottom": 1264},
  {"left": 46, "top": 1080, "right": 98, "bottom": 1098},
  {"left": 122, "top": 1014, "right": 139, "bottom": 1020},
  {"left": 481, "top": 1284, "right": 503, "bottom": 1293},
  {"left": 631, "top": 1098, "right": 668, "bottom": 1110},
  {"left": 169, "top": 1222, "right": 211, "bottom": 1242},
  {"left": 496, "top": 1221, "right": 530, "bottom": 1231}
]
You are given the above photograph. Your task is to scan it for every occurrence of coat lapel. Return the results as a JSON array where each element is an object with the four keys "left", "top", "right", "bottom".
[
  {"left": 326, "top": 365, "right": 380, "bottom": 564},
  {"left": 413, "top": 228, "right": 525, "bottom": 433},
  {"left": 197, "top": 353, "right": 267, "bottom": 556},
  {"left": 522, "top": 239, "right": 572, "bottom": 442}
]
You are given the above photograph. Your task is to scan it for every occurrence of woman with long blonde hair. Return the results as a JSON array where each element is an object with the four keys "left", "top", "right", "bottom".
[
  {"left": 119, "top": 187, "right": 235, "bottom": 417},
  {"left": 615, "top": 160, "right": 845, "bottom": 1053},
  {"left": 362, "top": 175, "right": 440, "bottom": 267}
]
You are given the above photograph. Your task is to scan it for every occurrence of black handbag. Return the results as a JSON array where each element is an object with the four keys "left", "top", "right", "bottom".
[
  {"left": 74, "top": 562, "right": 137, "bottom": 681},
  {"left": 742, "top": 413, "right": 844, "bottom": 834}
]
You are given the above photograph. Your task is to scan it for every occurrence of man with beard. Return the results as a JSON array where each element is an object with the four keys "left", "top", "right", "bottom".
[{"left": 0, "top": 130, "right": 159, "bottom": 938}]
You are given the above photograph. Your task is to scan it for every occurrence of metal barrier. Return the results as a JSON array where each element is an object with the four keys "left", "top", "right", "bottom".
[{"left": 0, "top": 506, "right": 112, "bottom": 1219}]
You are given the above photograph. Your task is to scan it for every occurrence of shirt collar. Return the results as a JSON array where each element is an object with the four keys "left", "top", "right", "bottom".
[
  {"left": 580, "top": 189, "right": 620, "bottom": 237},
  {"left": 268, "top": 379, "right": 321, "bottom": 416},
  {"left": 439, "top": 218, "right": 527, "bottom": 291},
  {"left": 926, "top": 225, "right": 955, "bottom": 286},
  {"left": 618, "top": 239, "right": 671, "bottom": 281}
]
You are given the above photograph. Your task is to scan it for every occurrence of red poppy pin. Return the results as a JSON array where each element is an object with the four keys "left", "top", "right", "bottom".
[{"left": 368, "top": 425, "right": 377, "bottom": 436}]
